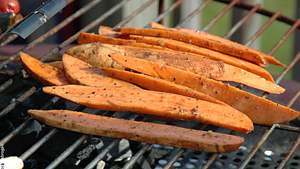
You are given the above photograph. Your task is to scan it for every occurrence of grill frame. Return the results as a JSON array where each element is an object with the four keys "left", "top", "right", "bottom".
[{"left": 0, "top": 0, "right": 300, "bottom": 168}]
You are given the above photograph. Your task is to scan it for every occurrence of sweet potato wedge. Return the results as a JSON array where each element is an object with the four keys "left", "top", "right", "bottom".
[
  {"left": 119, "top": 27, "right": 270, "bottom": 66},
  {"left": 176, "top": 27, "right": 285, "bottom": 67},
  {"left": 20, "top": 52, "right": 69, "bottom": 86},
  {"left": 102, "top": 67, "right": 224, "bottom": 104},
  {"left": 28, "top": 109, "right": 245, "bottom": 152},
  {"left": 126, "top": 35, "right": 275, "bottom": 82},
  {"left": 98, "top": 25, "right": 117, "bottom": 36},
  {"left": 78, "top": 32, "right": 167, "bottom": 50},
  {"left": 110, "top": 53, "right": 300, "bottom": 125},
  {"left": 148, "top": 22, "right": 166, "bottom": 29},
  {"left": 149, "top": 22, "right": 284, "bottom": 67},
  {"left": 62, "top": 54, "right": 137, "bottom": 89},
  {"left": 67, "top": 44, "right": 282, "bottom": 93},
  {"left": 43, "top": 85, "right": 253, "bottom": 133},
  {"left": 115, "top": 45, "right": 283, "bottom": 94}
]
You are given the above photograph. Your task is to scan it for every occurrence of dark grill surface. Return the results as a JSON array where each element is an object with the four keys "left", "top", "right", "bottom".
[{"left": 0, "top": 0, "right": 300, "bottom": 169}]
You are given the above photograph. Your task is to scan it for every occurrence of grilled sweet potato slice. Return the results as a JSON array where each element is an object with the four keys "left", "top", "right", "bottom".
[
  {"left": 28, "top": 109, "right": 245, "bottom": 152},
  {"left": 20, "top": 52, "right": 69, "bottom": 85},
  {"left": 62, "top": 54, "right": 137, "bottom": 88},
  {"left": 110, "top": 53, "right": 300, "bottom": 125},
  {"left": 78, "top": 32, "right": 166, "bottom": 50},
  {"left": 118, "top": 27, "right": 281, "bottom": 66},
  {"left": 125, "top": 35, "right": 275, "bottom": 82},
  {"left": 43, "top": 85, "right": 254, "bottom": 133},
  {"left": 102, "top": 67, "right": 224, "bottom": 104}
]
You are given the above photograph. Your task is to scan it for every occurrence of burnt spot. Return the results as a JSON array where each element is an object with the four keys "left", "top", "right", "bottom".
[
  {"left": 191, "top": 108, "right": 198, "bottom": 115},
  {"left": 172, "top": 77, "right": 176, "bottom": 81}
]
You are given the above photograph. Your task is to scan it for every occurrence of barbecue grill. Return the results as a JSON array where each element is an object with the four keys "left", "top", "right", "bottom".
[{"left": 0, "top": 0, "right": 300, "bottom": 168}]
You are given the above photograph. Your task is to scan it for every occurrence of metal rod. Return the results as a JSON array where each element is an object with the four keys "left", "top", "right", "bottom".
[
  {"left": 0, "top": 34, "right": 18, "bottom": 47},
  {"left": 224, "top": 4, "right": 261, "bottom": 38},
  {"left": 0, "top": 86, "right": 36, "bottom": 119},
  {"left": 277, "top": 124, "right": 300, "bottom": 133},
  {"left": 202, "top": 154, "right": 218, "bottom": 169},
  {"left": 20, "top": 129, "right": 58, "bottom": 160},
  {"left": 152, "top": 0, "right": 183, "bottom": 23},
  {"left": 45, "top": 135, "right": 87, "bottom": 169},
  {"left": 287, "top": 90, "right": 300, "bottom": 108},
  {"left": 162, "top": 149, "right": 184, "bottom": 169},
  {"left": 115, "top": 0, "right": 157, "bottom": 28},
  {"left": 275, "top": 52, "right": 300, "bottom": 84},
  {"left": 276, "top": 136, "right": 300, "bottom": 169},
  {"left": 0, "top": 118, "right": 31, "bottom": 145},
  {"left": 0, "top": 97, "right": 59, "bottom": 146},
  {"left": 239, "top": 124, "right": 278, "bottom": 169},
  {"left": 0, "top": 79, "right": 13, "bottom": 93},
  {"left": 268, "top": 19, "right": 300, "bottom": 55},
  {"left": 215, "top": 0, "right": 298, "bottom": 27},
  {"left": 177, "top": 0, "right": 213, "bottom": 27},
  {"left": 84, "top": 140, "right": 118, "bottom": 169},
  {"left": 202, "top": 0, "right": 239, "bottom": 32},
  {"left": 122, "top": 144, "right": 151, "bottom": 169},
  {"left": 245, "top": 12, "right": 281, "bottom": 46}
]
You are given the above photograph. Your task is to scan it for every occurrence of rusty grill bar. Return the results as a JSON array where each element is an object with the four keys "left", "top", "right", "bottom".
[{"left": 0, "top": 0, "right": 300, "bottom": 168}]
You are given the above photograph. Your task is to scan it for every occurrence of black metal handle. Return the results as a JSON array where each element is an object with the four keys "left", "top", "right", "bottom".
[{"left": 10, "top": 0, "right": 67, "bottom": 39}]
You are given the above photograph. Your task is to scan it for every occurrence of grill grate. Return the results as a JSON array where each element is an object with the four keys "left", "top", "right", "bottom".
[{"left": 0, "top": 0, "right": 300, "bottom": 168}]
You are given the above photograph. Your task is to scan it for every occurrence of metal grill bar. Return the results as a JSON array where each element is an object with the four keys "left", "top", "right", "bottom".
[
  {"left": 203, "top": 154, "right": 218, "bottom": 169},
  {"left": 162, "top": 149, "right": 184, "bottom": 169},
  {"left": 216, "top": 0, "right": 298, "bottom": 26},
  {"left": 122, "top": 144, "right": 151, "bottom": 169},
  {"left": 245, "top": 12, "right": 281, "bottom": 46},
  {"left": 224, "top": 4, "right": 261, "bottom": 38},
  {"left": 177, "top": 0, "right": 212, "bottom": 27},
  {"left": 0, "top": 0, "right": 103, "bottom": 70},
  {"left": 152, "top": 0, "right": 183, "bottom": 23},
  {"left": 268, "top": 19, "right": 300, "bottom": 55},
  {"left": 276, "top": 136, "right": 300, "bottom": 169},
  {"left": 0, "top": 34, "right": 18, "bottom": 47},
  {"left": 20, "top": 128, "right": 58, "bottom": 160},
  {"left": 202, "top": 0, "right": 239, "bottom": 32},
  {"left": 84, "top": 140, "right": 118, "bottom": 169},
  {"left": 0, "top": 97, "right": 60, "bottom": 145},
  {"left": 276, "top": 52, "right": 300, "bottom": 84},
  {"left": 0, "top": 86, "right": 36, "bottom": 119},
  {"left": 239, "top": 124, "right": 278, "bottom": 169},
  {"left": 0, "top": 79, "right": 13, "bottom": 93},
  {"left": 45, "top": 135, "right": 87, "bottom": 169},
  {"left": 0, "top": 118, "right": 31, "bottom": 145},
  {"left": 115, "top": 0, "right": 157, "bottom": 28}
]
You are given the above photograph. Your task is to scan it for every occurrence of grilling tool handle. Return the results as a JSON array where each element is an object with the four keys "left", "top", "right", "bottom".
[{"left": 10, "top": 0, "right": 68, "bottom": 39}]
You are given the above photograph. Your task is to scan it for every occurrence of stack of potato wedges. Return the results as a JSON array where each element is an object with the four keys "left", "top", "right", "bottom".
[{"left": 21, "top": 22, "right": 300, "bottom": 153}]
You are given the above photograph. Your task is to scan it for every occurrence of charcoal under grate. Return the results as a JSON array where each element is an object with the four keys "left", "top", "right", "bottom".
[{"left": 1, "top": 0, "right": 300, "bottom": 169}]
